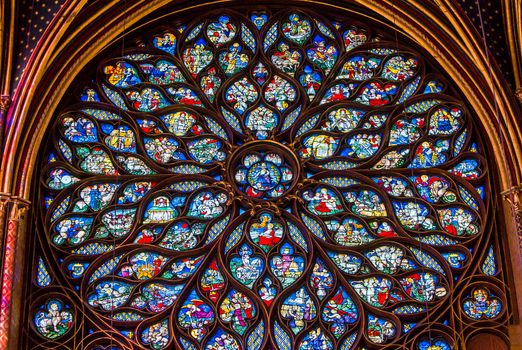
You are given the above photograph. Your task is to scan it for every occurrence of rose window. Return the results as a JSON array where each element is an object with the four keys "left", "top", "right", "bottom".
[{"left": 30, "top": 8, "right": 505, "bottom": 350}]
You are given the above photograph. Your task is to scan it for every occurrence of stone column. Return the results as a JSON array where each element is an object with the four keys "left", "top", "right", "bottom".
[
  {"left": 502, "top": 186, "right": 522, "bottom": 349},
  {"left": 0, "top": 95, "right": 10, "bottom": 153},
  {"left": 503, "top": 187, "right": 522, "bottom": 255},
  {"left": 0, "top": 198, "right": 29, "bottom": 350},
  {"left": 0, "top": 195, "right": 9, "bottom": 272}
]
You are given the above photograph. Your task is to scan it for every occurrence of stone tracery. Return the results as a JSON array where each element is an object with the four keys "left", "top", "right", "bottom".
[{"left": 28, "top": 8, "right": 506, "bottom": 350}]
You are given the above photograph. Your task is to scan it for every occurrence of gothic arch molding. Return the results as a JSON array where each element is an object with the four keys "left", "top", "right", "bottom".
[{"left": 0, "top": 0, "right": 521, "bottom": 349}]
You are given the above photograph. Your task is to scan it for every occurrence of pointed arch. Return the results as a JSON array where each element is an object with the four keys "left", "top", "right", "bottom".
[{"left": 0, "top": 1, "right": 520, "bottom": 349}]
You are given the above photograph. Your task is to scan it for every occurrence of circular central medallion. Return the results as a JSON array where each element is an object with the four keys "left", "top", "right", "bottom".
[
  {"left": 247, "top": 161, "right": 282, "bottom": 191},
  {"left": 228, "top": 141, "right": 300, "bottom": 201}
]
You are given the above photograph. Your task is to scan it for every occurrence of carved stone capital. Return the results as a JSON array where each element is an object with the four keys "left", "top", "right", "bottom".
[
  {"left": 0, "top": 194, "right": 10, "bottom": 213},
  {"left": 502, "top": 185, "right": 522, "bottom": 211},
  {"left": 0, "top": 95, "right": 11, "bottom": 112},
  {"left": 7, "top": 198, "right": 30, "bottom": 222},
  {"left": 502, "top": 186, "right": 522, "bottom": 250}
]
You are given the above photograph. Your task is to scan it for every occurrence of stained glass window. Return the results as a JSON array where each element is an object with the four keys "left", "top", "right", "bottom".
[{"left": 25, "top": 7, "right": 508, "bottom": 350}]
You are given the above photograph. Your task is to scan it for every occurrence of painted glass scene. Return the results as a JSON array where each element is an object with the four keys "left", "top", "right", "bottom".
[{"left": 30, "top": 6, "right": 505, "bottom": 350}]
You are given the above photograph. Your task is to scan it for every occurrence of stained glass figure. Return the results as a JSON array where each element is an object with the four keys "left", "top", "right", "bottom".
[
  {"left": 463, "top": 288, "right": 502, "bottom": 320},
  {"left": 33, "top": 299, "right": 73, "bottom": 339}
]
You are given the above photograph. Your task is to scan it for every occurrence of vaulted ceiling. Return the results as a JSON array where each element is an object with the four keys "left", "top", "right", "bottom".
[{"left": 458, "top": 0, "right": 514, "bottom": 88}]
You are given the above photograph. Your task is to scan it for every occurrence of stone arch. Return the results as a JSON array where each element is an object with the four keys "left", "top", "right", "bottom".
[{"left": 0, "top": 1, "right": 520, "bottom": 348}]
